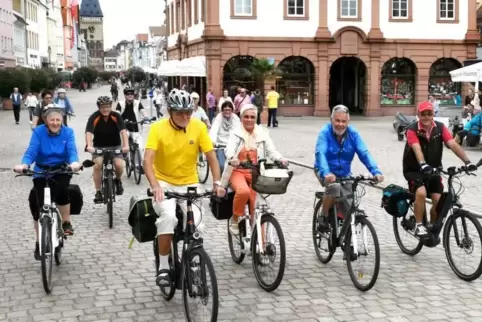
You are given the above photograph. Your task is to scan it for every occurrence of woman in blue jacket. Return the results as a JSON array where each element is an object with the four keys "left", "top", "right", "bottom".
[
  {"left": 455, "top": 112, "right": 482, "bottom": 147},
  {"left": 14, "top": 104, "right": 80, "bottom": 260}
]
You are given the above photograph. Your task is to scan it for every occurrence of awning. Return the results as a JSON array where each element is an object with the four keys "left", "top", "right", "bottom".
[
  {"left": 13, "top": 13, "right": 28, "bottom": 25},
  {"left": 176, "top": 56, "right": 206, "bottom": 77},
  {"left": 157, "top": 60, "right": 181, "bottom": 76},
  {"left": 450, "top": 62, "right": 482, "bottom": 82}
]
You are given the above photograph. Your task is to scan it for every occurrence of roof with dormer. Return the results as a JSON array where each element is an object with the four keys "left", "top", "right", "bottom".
[{"left": 80, "top": 0, "right": 103, "bottom": 18}]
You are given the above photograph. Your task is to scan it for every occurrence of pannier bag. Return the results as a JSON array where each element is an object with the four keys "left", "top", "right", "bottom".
[
  {"left": 251, "top": 162, "right": 293, "bottom": 195},
  {"left": 68, "top": 184, "right": 84, "bottom": 215},
  {"left": 128, "top": 196, "right": 159, "bottom": 243},
  {"left": 210, "top": 191, "right": 234, "bottom": 220},
  {"left": 381, "top": 184, "right": 409, "bottom": 217}
]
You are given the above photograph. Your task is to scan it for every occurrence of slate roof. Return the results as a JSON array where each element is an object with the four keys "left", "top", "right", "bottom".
[{"left": 79, "top": 0, "right": 103, "bottom": 18}]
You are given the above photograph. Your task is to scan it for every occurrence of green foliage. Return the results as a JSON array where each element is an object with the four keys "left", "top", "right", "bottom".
[
  {"left": 249, "top": 58, "right": 283, "bottom": 95},
  {"left": 99, "top": 71, "right": 117, "bottom": 81},
  {"left": 72, "top": 67, "right": 98, "bottom": 86},
  {"left": 126, "top": 67, "right": 146, "bottom": 83},
  {"left": 0, "top": 67, "right": 30, "bottom": 98},
  {"left": 45, "top": 68, "right": 63, "bottom": 89},
  {"left": 27, "top": 69, "right": 51, "bottom": 93}
]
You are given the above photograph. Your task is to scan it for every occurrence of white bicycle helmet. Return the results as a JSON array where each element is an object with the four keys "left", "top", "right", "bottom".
[
  {"left": 167, "top": 89, "right": 193, "bottom": 111},
  {"left": 42, "top": 103, "right": 65, "bottom": 117}
]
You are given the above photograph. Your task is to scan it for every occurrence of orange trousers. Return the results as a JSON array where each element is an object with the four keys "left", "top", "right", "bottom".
[{"left": 230, "top": 170, "right": 257, "bottom": 217}]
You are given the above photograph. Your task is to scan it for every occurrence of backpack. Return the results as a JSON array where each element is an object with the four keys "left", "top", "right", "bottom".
[
  {"left": 252, "top": 94, "right": 262, "bottom": 108},
  {"left": 127, "top": 196, "right": 159, "bottom": 243},
  {"left": 381, "top": 184, "right": 409, "bottom": 217}
]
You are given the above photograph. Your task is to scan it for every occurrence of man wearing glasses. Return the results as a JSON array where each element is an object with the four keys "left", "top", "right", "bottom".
[
  {"left": 315, "top": 104, "right": 383, "bottom": 233},
  {"left": 403, "top": 101, "right": 475, "bottom": 237}
]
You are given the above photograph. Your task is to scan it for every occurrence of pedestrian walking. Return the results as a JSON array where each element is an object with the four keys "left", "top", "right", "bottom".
[
  {"left": 206, "top": 89, "right": 216, "bottom": 122},
  {"left": 10, "top": 87, "right": 23, "bottom": 125},
  {"left": 24, "top": 91, "right": 39, "bottom": 125}
]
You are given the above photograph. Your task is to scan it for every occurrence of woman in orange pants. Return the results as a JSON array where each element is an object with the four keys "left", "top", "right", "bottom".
[{"left": 220, "top": 104, "right": 288, "bottom": 234}]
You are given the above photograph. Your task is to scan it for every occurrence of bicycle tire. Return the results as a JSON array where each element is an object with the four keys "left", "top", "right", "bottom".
[
  {"left": 227, "top": 219, "right": 246, "bottom": 264},
  {"left": 345, "top": 216, "right": 380, "bottom": 292},
  {"left": 54, "top": 211, "right": 63, "bottom": 266},
  {"left": 393, "top": 211, "right": 423, "bottom": 256},
  {"left": 251, "top": 215, "right": 286, "bottom": 292},
  {"left": 197, "top": 154, "right": 210, "bottom": 184},
  {"left": 106, "top": 176, "right": 114, "bottom": 229},
  {"left": 40, "top": 216, "right": 53, "bottom": 294},
  {"left": 126, "top": 153, "right": 132, "bottom": 178},
  {"left": 182, "top": 247, "right": 219, "bottom": 322},
  {"left": 444, "top": 209, "right": 482, "bottom": 281},
  {"left": 153, "top": 239, "right": 176, "bottom": 300},
  {"left": 312, "top": 199, "right": 335, "bottom": 264},
  {"left": 133, "top": 148, "right": 142, "bottom": 185}
]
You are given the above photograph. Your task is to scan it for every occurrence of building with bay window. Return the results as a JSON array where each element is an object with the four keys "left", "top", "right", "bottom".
[{"left": 164, "top": 0, "right": 479, "bottom": 116}]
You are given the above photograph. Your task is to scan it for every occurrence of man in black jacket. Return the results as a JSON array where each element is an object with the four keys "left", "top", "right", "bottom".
[{"left": 403, "top": 101, "right": 475, "bottom": 237}]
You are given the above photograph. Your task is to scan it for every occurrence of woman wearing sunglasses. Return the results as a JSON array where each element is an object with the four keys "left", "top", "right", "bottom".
[{"left": 220, "top": 104, "right": 288, "bottom": 234}]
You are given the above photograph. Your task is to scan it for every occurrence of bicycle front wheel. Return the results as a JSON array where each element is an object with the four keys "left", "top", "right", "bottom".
[
  {"left": 182, "top": 248, "right": 218, "bottom": 322},
  {"left": 125, "top": 153, "right": 132, "bottom": 178},
  {"left": 345, "top": 216, "right": 380, "bottom": 292},
  {"left": 444, "top": 209, "right": 482, "bottom": 281},
  {"left": 251, "top": 215, "right": 286, "bottom": 292},
  {"left": 312, "top": 199, "right": 335, "bottom": 264},
  {"left": 133, "top": 147, "right": 142, "bottom": 185},
  {"left": 40, "top": 216, "right": 54, "bottom": 294},
  {"left": 197, "top": 153, "right": 210, "bottom": 184}
]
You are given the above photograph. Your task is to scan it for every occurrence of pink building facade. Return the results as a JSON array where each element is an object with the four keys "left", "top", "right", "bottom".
[{"left": 0, "top": 0, "right": 17, "bottom": 67}]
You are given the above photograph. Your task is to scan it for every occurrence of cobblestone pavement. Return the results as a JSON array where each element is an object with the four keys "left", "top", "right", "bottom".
[{"left": 1, "top": 87, "right": 482, "bottom": 322}]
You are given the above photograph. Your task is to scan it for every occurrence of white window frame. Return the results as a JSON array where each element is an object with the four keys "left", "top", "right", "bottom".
[
  {"left": 392, "top": 0, "right": 409, "bottom": 19},
  {"left": 340, "top": 0, "right": 358, "bottom": 18},
  {"left": 234, "top": 0, "right": 252, "bottom": 16},
  {"left": 287, "top": 0, "right": 305, "bottom": 17},
  {"left": 439, "top": 0, "right": 455, "bottom": 20}
]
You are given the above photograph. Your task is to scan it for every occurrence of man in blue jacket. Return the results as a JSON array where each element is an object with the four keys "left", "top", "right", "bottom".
[
  {"left": 314, "top": 105, "right": 384, "bottom": 232},
  {"left": 455, "top": 112, "right": 482, "bottom": 147}
]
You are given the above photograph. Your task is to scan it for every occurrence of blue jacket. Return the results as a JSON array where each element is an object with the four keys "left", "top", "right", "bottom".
[
  {"left": 464, "top": 113, "right": 482, "bottom": 136},
  {"left": 21, "top": 125, "right": 79, "bottom": 177},
  {"left": 53, "top": 96, "right": 74, "bottom": 114},
  {"left": 314, "top": 124, "right": 382, "bottom": 178}
]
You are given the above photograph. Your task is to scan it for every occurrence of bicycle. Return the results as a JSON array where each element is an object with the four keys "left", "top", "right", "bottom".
[
  {"left": 226, "top": 159, "right": 290, "bottom": 292},
  {"left": 197, "top": 153, "right": 210, "bottom": 184},
  {"left": 393, "top": 159, "right": 482, "bottom": 281},
  {"left": 124, "top": 118, "right": 156, "bottom": 185},
  {"left": 149, "top": 187, "right": 219, "bottom": 322},
  {"left": 84, "top": 148, "right": 122, "bottom": 228},
  {"left": 14, "top": 165, "right": 82, "bottom": 294},
  {"left": 313, "top": 175, "right": 381, "bottom": 292}
]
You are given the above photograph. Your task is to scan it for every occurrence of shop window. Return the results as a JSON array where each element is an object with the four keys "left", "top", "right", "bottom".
[
  {"left": 276, "top": 56, "right": 315, "bottom": 105},
  {"left": 222, "top": 55, "right": 257, "bottom": 99},
  {"left": 380, "top": 57, "right": 417, "bottom": 105},
  {"left": 429, "top": 58, "right": 462, "bottom": 106}
]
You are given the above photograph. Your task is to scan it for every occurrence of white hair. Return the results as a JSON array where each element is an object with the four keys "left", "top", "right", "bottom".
[
  {"left": 331, "top": 104, "right": 350, "bottom": 119},
  {"left": 240, "top": 104, "right": 258, "bottom": 116}
]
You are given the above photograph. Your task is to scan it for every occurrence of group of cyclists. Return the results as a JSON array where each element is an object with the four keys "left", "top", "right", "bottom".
[{"left": 12, "top": 84, "right": 481, "bottom": 300}]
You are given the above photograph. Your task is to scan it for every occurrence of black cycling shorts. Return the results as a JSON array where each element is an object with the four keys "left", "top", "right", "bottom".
[
  {"left": 404, "top": 172, "right": 443, "bottom": 195},
  {"left": 29, "top": 174, "right": 72, "bottom": 221}
]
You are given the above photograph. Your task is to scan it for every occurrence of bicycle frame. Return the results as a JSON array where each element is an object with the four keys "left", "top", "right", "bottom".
[
  {"left": 38, "top": 182, "right": 62, "bottom": 256},
  {"left": 99, "top": 149, "right": 117, "bottom": 202}
]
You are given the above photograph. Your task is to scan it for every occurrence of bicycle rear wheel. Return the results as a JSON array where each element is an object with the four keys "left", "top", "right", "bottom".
[
  {"left": 227, "top": 218, "right": 246, "bottom": 264},
  {"left": 197, "top": 153, "right": 210, "bottom": 184},
  {"left": 312, "top": 200, "right": 335, "bottom": 264},
  {"left": 40, "top": 216, "right": 53, "bottom": 294},
  {"left": 393, "top": 209, "right": 423, "bottom": 256},
  {"left": 133, "top": 147, "right": 142, "bottom": 185},
  {"left": 345, "top": 216, "right": 380, "bottom": 292},
  {"left": 105, "top": 176, "right": 114, "bottom": 229},
  {"left": 444, "top": 209, "right": 482, "bottom": 281},
  {"left": 251, "top": 215, "right": 286, "bottom": 292},
  {"left": 182, "top": 247, "right": 218, "bottom": 322}
]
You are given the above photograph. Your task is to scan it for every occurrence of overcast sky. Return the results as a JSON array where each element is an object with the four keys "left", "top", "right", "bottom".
[{"left": 84, "top": 0, "right": 165, "bottom": 49}]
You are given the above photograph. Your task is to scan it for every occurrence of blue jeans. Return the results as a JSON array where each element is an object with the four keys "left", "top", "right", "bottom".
[
  {"left": 215, "top": 148, "right": 226, "bottom": 174},
  {"left": 208, "top": 108, "right": 215, "bottom": 122}
]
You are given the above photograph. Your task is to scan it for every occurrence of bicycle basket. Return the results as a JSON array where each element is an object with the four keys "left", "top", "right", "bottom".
[
  {"left": 381, "top": 184, "right": 409, "bottom": 217},
  {"left": 209, "top": 192, "right": 234, "bottom": 220},
  {"left": 251, "top": 163, "right": 293, "bottom": 195},
  {"left": 128, "top": 196, "right": 159, "bottom": 243}
]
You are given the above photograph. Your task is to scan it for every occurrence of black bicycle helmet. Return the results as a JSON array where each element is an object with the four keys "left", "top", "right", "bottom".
[
  {"left": 97, "top": 96, "right": 113, "bottom": 107},
  {"left": 167, "top": 88, "right": 193, "bottom": 111},
  {"left": 123, "top": 85, "right": 135, "bottom": 94}
]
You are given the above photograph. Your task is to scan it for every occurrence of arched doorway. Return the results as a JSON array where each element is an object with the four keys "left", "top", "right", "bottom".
[
  {"left": 329, "top": 57, "right": 366, "bottom": 114},
  {"left": 222, "top": 55, "right": 257, "bottom": 100},
  {"left": 429, "top": 58, "right": 463, "bottom": 106},
  {"left": 380, "top": 57, "right": 417, "bottom": 106},
  {"left": 276, "top": 56, "right": 315, "bottom": 106}
]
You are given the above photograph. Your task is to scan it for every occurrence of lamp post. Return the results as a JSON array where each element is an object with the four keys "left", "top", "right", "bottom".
[{"left": 48, "top": 46, "right": 52, "bottom": 67}]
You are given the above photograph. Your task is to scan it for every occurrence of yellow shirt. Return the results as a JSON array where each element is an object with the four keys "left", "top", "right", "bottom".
[
  {"left": 266, "top": 90, "right": 280, "bottom": 109},
  {"left": 145, "top": 118, "right": 214, "bottom": 185}
]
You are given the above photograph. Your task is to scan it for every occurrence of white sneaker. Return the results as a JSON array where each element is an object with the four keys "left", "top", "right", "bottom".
[{"left": 415, "top": 225, "right": 428, "bottom": 237}]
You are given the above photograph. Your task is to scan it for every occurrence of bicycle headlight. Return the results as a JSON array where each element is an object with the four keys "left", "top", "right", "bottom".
[{"left": 106, "top": 164, "right": 113, "bottom": 170}]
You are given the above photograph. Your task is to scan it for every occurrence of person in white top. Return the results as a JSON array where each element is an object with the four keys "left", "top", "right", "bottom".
[
  {"left": 190, "top": 92, "right": 210, "bottom": 128},
  {"left": 25, "top": 91, "right": 39, "bottom": 124},
  {"left": 154, "top": 88, "right": 164, "bottom": 118},
  {"left": 217, "top": 89, "right": 233, "bottom": 112}
]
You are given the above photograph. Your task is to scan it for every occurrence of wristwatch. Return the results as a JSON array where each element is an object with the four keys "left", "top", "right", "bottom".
[{"left": 214, "top": 180, "right": 222, "bottom": 187}]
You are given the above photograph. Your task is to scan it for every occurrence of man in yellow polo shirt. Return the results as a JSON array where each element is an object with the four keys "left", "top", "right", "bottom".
[
  {"left": 266, "top": 85, "right": 280, "bottom": 127},
  {"left": 143, "top": 88, "right": 225, "bottom": 286}
]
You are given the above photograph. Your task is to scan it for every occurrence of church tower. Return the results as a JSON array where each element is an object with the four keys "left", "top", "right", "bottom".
[{"left": 79, "top": 0, "right": 104, "bottom": 70}]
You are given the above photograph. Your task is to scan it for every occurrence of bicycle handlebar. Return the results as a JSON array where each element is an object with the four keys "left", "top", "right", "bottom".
[
  {"left": 334, "top": 175, "right": 378, "bottom": 185},
  {"left": 125, "top": 117, "right": 156, "bottom": 125},
  {"left": 228, "top": 158, "right": 289, "bottom": 170},
  {"left": 433, "top": 158, "right": 482, "bottom": 177},
  {"left": 146, "top": 188, "right": 214, "bottom": 201},
  {"left": 14, "top": 165, "right": 81, "bottom": 177}
]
